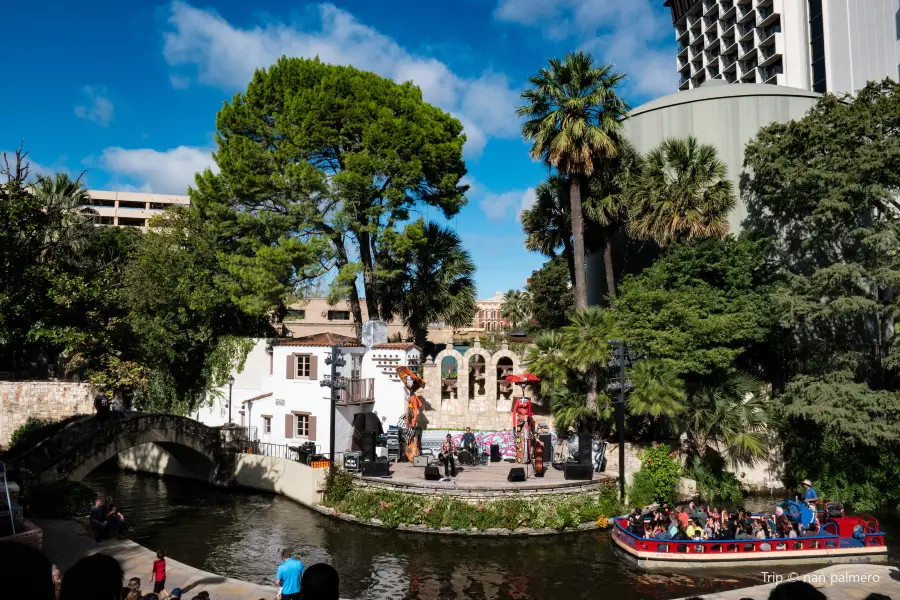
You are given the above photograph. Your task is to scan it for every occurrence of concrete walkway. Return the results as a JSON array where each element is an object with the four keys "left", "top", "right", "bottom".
[
  {"left": 677, "top": 563, "right": 900, "bottom": 599},
  {"left": 33, "top": 519, "right": 278, "bottom": 600}
]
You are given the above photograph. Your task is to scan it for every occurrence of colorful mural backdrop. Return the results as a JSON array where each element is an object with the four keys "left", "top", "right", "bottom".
[{"left": 420, "top": 430, "right": 558, "bottom": 460}]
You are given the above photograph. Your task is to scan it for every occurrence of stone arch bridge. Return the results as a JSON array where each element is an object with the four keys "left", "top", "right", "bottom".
[{"left": 7, "top": 413, "right": 241, "bottom": 485}]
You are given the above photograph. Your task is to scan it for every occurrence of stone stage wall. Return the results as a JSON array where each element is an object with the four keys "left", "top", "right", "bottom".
[
  {"left": 0, "top": 381, "right": 94, "bottom": 447},
  {"left": 418, "top": 340, "right": 552, "bottom": 431}
]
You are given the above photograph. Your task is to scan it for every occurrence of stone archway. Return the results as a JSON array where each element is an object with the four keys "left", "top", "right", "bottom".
[
  {"left": 432, "top": 345, "right": 466, "bottom": 413},
  {"left": 463, "top": 344, "right": 492, "bottom": 404},
  {"left": 490, "top": 344, "right": 521, "bottom": 412}
]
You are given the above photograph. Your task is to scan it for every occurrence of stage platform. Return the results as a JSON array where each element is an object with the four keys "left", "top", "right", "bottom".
[{"left": 355, "top": 460, "right": 616, "bottom": 499}]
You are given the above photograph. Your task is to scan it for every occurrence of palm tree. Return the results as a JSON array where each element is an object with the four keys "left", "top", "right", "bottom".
[
  {"left": 524, "top": 330, "right": 569, "bottom": 394},
  {"left": 501, "top": 289, "right": 530, "bottom": 330},
  {"left": 628, "top": 359, "right": 686, "bottom": 418},
  {"left": 521, "top": 175, "right": 575, "bottom": 285},
  {"left": 384, "top": 221, "right": 477, "bottom": 348},
  {"left": 518, "top": 52, "right": 629, "bottom": 311},
  {"left": 550, "top": 387, "right": 611, "bottom": 432},
  {"left": 682, "top": 373, "right": 769, "bottom": 466},
  {"left": 561, "top": 306, "right": 614, "bottom": 412},
  {"left": 31, "top": 173, "right": 96, "bottom": 259},
  {"left": 584, "top": 138, "right": 643, "bottom": 299},
  {"left": 627, "top": 136, "right": 735, "bottom": 247}
]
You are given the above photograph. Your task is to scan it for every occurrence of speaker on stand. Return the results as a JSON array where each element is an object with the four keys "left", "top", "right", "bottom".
[
  {"left": 490, "top": 444, "right": 501, "bottom": 462},
  {"left": 592, "top": 440, "right": 608, "bottom": 473},
  {"left": 539, "top": 434, "right": 552, "bottom": 464},
  {"left": 577, "top": 433, "right": 592, "bottom": 465}
]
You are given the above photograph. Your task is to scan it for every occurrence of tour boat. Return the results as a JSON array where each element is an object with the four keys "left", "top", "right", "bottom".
[{"left": 611, "top": 501, "right": 888, "bottom": 568}]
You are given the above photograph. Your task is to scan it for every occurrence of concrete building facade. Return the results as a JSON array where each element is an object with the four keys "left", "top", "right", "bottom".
[
  {"left": 667, "top": 0, "right": 900, "bottom": 94},
  {"left": 84, "top": 190, "right": 189, "bottom": 227}
]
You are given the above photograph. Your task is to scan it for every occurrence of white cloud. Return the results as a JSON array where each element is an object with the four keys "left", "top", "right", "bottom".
[
  {"left": 494, "top": 0, "right": 678, "bottom": 98},
  {"left": 100, "top": 146, "right": 217, "bottom": 194},
  {"left": 161, "top": 1, "right": 521, "bottom": 157},
  {"left": 479, "top": 187, "right": 535, "bottom": 221},
  {"left": 74, "top": 86, "right": 115, "bottom": 127}
]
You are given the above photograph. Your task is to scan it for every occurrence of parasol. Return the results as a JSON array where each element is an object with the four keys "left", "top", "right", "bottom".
[{"left": 504, "top": 372, "right": 541, "bottom": 383}]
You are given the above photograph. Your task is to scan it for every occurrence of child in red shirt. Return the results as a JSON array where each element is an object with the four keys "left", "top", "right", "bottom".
[{"left": 151, "top": 550, "right": 167, "bottom": 594}]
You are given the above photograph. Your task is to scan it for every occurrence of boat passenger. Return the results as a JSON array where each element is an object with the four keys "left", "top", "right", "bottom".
[
  {"left": 628, "top": 508, "right": 644, "bottom": 534},
  {"left": 802, "top": 479, "right": 818, "bottom": 507},
  {"left": 672, "top": 524, "right": 690, "bottom": 541},
  {"left": 764, "top": 512, "right": 776, "bottom": 536},
  {"left": 686, "top": 518, "right": 701, "bottom": 539},
  {"left": 753, "top": 521, "right": 766, "bottom": 539},
  {"left": 735, "top": 524, "right": 754, "bottom": 540}
]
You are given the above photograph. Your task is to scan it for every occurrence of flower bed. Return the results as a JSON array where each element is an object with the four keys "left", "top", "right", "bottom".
[{"left": 321, "top": 470, "right": 623, "bottom": 533}]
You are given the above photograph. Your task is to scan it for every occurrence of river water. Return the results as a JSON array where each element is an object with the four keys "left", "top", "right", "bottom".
[{"left": 82, "top": 469, "right": 895, "bottom": 600}]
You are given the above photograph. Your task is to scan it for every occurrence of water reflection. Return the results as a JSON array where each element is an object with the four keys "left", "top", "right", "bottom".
[{"left": 83, "top": 470, "right": 881, "bottom": 600}]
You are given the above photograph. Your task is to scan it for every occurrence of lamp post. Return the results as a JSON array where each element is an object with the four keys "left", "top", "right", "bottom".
[
  {"left": 607, "top": 340, "right": 633, "bottom": 500},
  {"left": 321, "top": 345, "right": 347, "bottom": 472},
  {"left": 227, "top": 375, "right": 235, "bottom": 425}
]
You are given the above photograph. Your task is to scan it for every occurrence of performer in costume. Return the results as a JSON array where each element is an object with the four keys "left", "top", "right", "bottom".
[
  {"left": 396, "top": 366, "right": 425, "bottom": 462},
  {"left": 512, "top": 396, "right": 534, "bottom": 464}
]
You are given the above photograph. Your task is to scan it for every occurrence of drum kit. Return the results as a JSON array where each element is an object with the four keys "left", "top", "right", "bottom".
[{"left": 456, "top": 444, "right": 488, "bottom": 466}]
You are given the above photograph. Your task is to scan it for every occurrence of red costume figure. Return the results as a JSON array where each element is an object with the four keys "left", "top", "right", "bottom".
[
  {"left": 397, "top": 366, "right": 425, "bottom": 462},
  {"left": 512, "top": 396, "right": 534, "bottom": 463}
]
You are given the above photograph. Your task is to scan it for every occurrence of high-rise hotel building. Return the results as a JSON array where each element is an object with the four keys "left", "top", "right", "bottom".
[{"left": 666, "top": 0, "right": 900, "bottom": 94}]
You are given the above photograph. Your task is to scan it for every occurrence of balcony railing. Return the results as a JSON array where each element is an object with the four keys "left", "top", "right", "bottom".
[{"left": 336, "top": 377, "right": 375, "bottom": 405}]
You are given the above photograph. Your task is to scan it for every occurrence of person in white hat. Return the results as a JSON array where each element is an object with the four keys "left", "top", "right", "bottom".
[{"left": 802, "top": 479, "right": 818, "bottom": 506}]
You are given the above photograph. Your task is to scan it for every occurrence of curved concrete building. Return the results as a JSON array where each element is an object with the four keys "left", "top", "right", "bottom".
[{"left": 586, "top": 80, "right": 820, "bottom": 305}]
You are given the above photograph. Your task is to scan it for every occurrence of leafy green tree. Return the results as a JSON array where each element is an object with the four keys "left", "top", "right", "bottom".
[
  {"left": 521, "top": 176, "right": 574, "bottom": 284},
  {"left": 518, "top": 52, "right": 628, "bottom": 309},
  {"left": 583, "top": 137, "right": 643, "bottom": 299},
  {"left": 561, "top": 306, "right": 614, "bottom": 412},
  {"left": 195, "top": 57, "right": 468, "bottom": 332},
  {"left": 123, "top": 208, "right": 272, "bottom": 411},
  {"left": 742, "top": 79, "right": 900, "bottom": 507},
  {"left": 524, "top": 331, "right": 569, "bottom": 394},
  {"left": 500, "top": 289, "right": 530, "bottom": 331},
  {"left": 614, "top": 238, "right": 772, "bottom": 388},
  {"left": 682, "top": 373, "right": 768, "bottom": 465},
  {"left": 525, "top": 258, "right": 574, "bottom": 331},
  {"left": 626, "top": 136, "right": 735, "bottom": 247},
  {"left": 378, "top": 220, "right": 476, "bottom": 348},
  {"left": 627, "top": 359, "right": 685, "bottom": 419}
]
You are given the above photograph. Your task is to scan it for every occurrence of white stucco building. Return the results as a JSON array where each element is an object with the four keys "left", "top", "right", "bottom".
[
  {"left": 667, "top": 0, "right": 900, "bottom": 94},
  {"left": 192, "top": 332, "right": 421, "bottom": 458}
]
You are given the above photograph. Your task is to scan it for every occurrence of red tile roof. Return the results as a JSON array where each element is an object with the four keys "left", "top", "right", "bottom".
[
  {"left": 241, "top": 392, "right": 273, "bottom": 404},
  {"left": 372, "top": 342, "right": 421, "bottom": 351},
  {"left": 276, "top": 333, "right": 364, "bottom": 347}
]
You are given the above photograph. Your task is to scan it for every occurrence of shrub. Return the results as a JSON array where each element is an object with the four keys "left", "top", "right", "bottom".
[
  {"left": 321, "top": 468, "right": 355, "bottom": 504},
  {"left": 684, "top": 456, "right": 745, "bottom": 503},
  {"left": 4, "top": 415, "right": 85, "bottom": 458},
  {"left": 28, "top": 481, "right": 96, "bottom": 518},
  {"left": 637, "top": 443, "right": 681, "bottom": 504},
  {"left": 626, "top": 469, "right": 657, "bottom": 508}
]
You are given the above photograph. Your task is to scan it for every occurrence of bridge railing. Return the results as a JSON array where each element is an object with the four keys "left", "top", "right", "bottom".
[{"left": 235, "top": 440, "right": 339, "bottom": 468}]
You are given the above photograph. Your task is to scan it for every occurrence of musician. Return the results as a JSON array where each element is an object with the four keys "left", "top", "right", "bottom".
[
  {"left": 461, "top": 427, "right": 476, "bottom": 451},
  {"left": 440, "top": 433, "right": 457, "bottom": 478}
]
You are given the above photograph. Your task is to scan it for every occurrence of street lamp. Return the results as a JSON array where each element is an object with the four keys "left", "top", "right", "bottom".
[
  {"left": 321, "top": 345, "right": 347, "bottom": 471},
  {"left": 227, "top": 375, "right": 235, "bottom": 425},
  {"left": 607, "top": 340, "right": 633, "bottom": 500}
]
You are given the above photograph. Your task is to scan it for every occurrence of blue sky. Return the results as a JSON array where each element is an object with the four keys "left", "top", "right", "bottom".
[{"left": 1, "top": 0, "right": 677, "bottom": 297}]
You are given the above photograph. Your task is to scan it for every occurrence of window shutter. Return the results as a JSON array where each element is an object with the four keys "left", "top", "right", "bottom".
[
  {"left": 286, "top": 355, "right": 295, "bottom": 379},
  {"left": 309, "top": 416, "right": 317, "bottom": 441},
  {"left": 285, "top": 414, "right": 293, "bottom": 438},
  {"left": 309, "top": 356, "right": 318, "bottom": 380}
]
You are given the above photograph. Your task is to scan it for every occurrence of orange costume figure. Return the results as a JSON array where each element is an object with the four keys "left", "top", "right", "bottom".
[
  {"left": 512, "top": 396, "right": 534, "bottom": 464},
  {"left": 396, "top": 366, "right": 425, "bottom": 462}
]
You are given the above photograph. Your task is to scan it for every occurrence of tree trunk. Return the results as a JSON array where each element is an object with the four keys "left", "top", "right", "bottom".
[
  {"left": 562, "top": 237, "right": 576, "bottom": 291},
  {"left": 585, "top": 364, "right": 599, "bottom": 412},
  {"left": 414, "top": 326, "right": 428, "bottom": 351},
  {"left": 602, "top": 234, "right": 617, "bottom": 301},
  {"left": 357, "top": 230, "right": 381, "bottom": 321},
  {"left": 569, "top": 175, "right": 588, "bottom": 311}
]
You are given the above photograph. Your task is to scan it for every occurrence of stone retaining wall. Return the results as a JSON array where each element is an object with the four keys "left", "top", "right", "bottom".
[
  {"left": 353, "top": 476, "right": 615, "bottom": 505},
  {"left": 1, "top": 520, "right": 43, "bottom": 549},
  {"left": 0, "top": 381, "right": 94, "bottom": 447}
]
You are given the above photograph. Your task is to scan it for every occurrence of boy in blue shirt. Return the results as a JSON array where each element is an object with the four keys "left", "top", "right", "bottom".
[{"left": 276, "top": 548, "right": 304, "bottom": 600}]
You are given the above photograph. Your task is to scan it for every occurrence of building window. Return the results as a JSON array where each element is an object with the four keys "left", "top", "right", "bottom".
[
  {"left": 263, "top": 416, "right": 271, "bottom": 434},
  {"left": 285, "top": 309, "right": 305, "bottom": 321},
  {"left": 295, "top": 414, "right": 310, "bottom": 437},
  {"left": 296, "top": 355, "right": 311, "bottom": 378},
  {"left": 809, "top": 0, "right": 826, "bottom": 93},
  {"left": 328, "top": 310, "right": 350, "bottom": 321}
]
